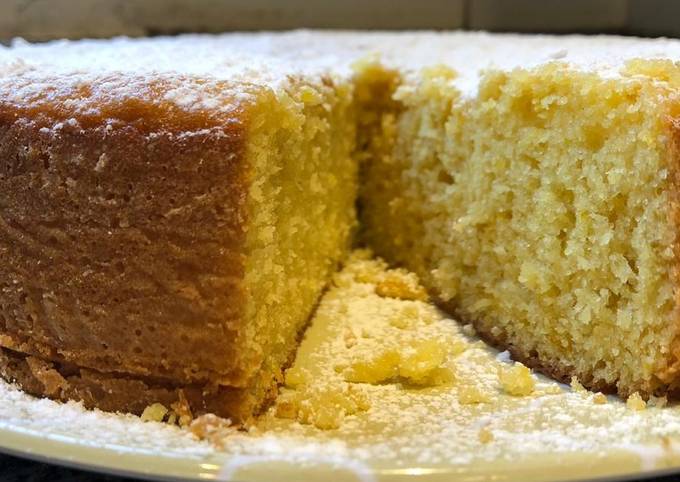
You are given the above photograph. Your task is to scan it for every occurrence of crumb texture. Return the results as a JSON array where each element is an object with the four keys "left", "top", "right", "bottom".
[{"left": 361, "top": 60, "right": 680, "bottom": 398}]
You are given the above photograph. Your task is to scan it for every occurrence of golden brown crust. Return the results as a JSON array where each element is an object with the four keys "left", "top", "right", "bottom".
[
  {"left": 656, "top": 115, "right": 680, "bottom": 391},
  {"left": 0, "top": 73, "right": 266, "bottom": 419},
  {"left": 0, "top": 347, "right": 275, "bottom": 423}
]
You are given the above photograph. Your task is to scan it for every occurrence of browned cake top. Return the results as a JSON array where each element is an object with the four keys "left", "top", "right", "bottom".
[{"left": 0, "top": 71, "right": 258, "bottom": 131}]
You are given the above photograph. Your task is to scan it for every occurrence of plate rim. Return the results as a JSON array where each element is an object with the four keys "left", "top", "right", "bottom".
[{"left": 4, "top": 421, "right": 680, "bottom": 482}]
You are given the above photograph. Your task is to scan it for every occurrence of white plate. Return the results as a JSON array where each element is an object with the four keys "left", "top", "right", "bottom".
[{"left": 2, "top": 415, "right": 680, "bottom": 482}]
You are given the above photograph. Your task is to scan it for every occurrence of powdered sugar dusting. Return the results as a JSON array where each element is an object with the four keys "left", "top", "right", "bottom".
[
  {"left": 0, "top": 381, "right": 212, "bottom": 458},
  {"left": 2, "top": 252, "right": 680, "bottom": 480}
]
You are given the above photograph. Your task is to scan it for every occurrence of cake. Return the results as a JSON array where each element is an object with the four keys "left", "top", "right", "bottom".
[
  {"left": 2, "top": 32, "right": 680, "bottom": 422},
  {"left": 0, "top": 35, "right": 359, "bottom": 423},
  {"left": 359, "top": 35, "right": 680, "bottom": 398}
]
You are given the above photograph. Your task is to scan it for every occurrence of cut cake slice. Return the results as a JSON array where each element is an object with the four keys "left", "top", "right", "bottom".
[
  {"left": 0, "top": 38, "right": 358, "bottom": 423},
  {"left": 360, "top": 34, "right": 680, "bottom": 398}
]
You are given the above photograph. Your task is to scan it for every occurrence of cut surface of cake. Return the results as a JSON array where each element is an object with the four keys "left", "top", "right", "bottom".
[
  {"left": 359, "top": 35, "right": 680, "bottom": 398},
  {"left": 4, "top": 32, "right": 680, "bottom": 421}
]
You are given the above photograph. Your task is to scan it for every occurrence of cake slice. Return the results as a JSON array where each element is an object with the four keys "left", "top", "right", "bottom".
[
  {"left": 0, "top": 38, "right": 358, "bottom": 423},
  {"left": 360, "top": 35, "right": 680, "bottom": 398}
]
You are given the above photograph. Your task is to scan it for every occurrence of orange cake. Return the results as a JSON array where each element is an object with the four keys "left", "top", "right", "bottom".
[
  {"left": 0, "top": 35, "right": 359, "bottom": 423},
  {"left": 4, "top": 32, "right": 680, "bottom": 421}
]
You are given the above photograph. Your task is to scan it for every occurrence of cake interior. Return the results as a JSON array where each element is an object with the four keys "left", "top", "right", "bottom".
[
  {"left": 239, "top": 77, "right": 358, "bottom": 414},
  {"left": 360, "top": 61, "right": 680, "bottom": 396}
]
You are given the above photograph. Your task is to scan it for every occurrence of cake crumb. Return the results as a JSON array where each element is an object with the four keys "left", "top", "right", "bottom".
[
  {"left": 299, "top": 85, "right": 323, "bottom": 106},
  {"left": 593, "top": 393, "right": 608, "bottom": 404},
  {"left": 344, "top": 327, "right": 358, "bottom": 348},
  {"left": 275, "top": 394, "right": 300, "bottom": 420},
  {"left": 284, "top": 366, "right": 309, "bottom": 388},
  {"left": 170, "top": 391, "right": 194, "bottom": 427},
  {"left": 539, "top": 384, "right": 563, "bottom": 395},
  {"left": 343, "top": 349, "right": 400, "bottom": 384},
  {"left": 451, "top": 340, "right": 467, "bottom": 356},
  {"left": 275, "top": 385, "right": 370, "bottom": 430},
  {"left": 627, "top": 392, "right": 647, "bottom": 411},
  {"left": 458, "top": 384, "right": 491, "bottom": 404},
  {"left": 499, "top": 364, "right": 535, "bottom": 396},
  {"left": 389, "top": 313, "right": 411, "bottom": 329},
  {"left": 399, "top": 339, "right": 453, "bottom": 386},
  {"left": 478, "top": 427, "right": 494, "bottom": 444},
  {"left": 389, "top": 305, "right": 420, "bottom": 329},
  {"left": 25, "top": 356, "right": 67, "bottom": 396},
  {"left": 140, "top": 403, "right": 168, "bottom": 423},
  {"left": 374, "top": 270, "right": 428, "bottom": 301},
  {"left": 343, "top": 339, "right": 454, "bottom": 386},
  {"left": 189, "top": 414, "right": 233, "bottom": 448},
  {"left": 570, "top": 376, "right": 587, "bottom": 393}
]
